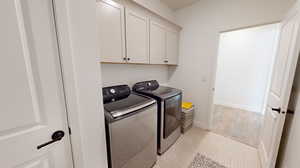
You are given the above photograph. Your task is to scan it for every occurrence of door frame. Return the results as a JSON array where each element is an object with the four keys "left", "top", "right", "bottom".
[
  {"left": 208, "top": 22, "right": 281, "bottom": 130},
  {"left": 51, "top": 0, "right": 108, "bottom": 167}
]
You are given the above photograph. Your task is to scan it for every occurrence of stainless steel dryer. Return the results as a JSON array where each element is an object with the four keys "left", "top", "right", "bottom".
[
  {"left": 103, "top": 85, "right": 157, "bottom": 168},
  {"left": 133, "top": 80, "right": 182, "bottom": 155}
]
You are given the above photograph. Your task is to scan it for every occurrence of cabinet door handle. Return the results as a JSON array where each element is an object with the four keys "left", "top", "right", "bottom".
[
  {"left": 127, "top": 58, "right": 130, "bottom": 61},
  {"left": 164, "top": 60, "right": 168, "bottom": 63}
]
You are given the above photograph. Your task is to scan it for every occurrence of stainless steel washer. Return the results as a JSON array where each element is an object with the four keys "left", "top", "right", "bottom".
[{"left": 103, "top": 85, "right": 157, "bottom": 168}]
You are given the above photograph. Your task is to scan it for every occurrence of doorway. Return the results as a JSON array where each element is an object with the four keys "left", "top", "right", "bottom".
[{"left": 211, "top": 24, "right": 280, "bottom": 147}]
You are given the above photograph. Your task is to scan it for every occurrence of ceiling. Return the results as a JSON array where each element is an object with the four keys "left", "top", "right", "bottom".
[{"left": 160, "top": 0, "right": 200, "bottom": 10}]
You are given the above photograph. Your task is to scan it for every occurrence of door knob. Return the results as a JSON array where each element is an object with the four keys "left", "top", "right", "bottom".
[
  {"left": 272, "top": 107, "right": 281, "bottom": 114},
  {"left": 37, "top": 130, "right": 65, "bottom": 150}
]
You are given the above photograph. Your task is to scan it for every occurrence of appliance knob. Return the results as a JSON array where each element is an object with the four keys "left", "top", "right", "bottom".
[{"left": 110, "top": 89, "right": 116, "bottom": 94}]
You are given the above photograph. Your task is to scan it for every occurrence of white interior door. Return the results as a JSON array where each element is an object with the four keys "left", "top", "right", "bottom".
[
  {"left": 0, "top": 0, "right": 73, "bottom": 167},
  {"left": 260, "top": 14, "right": 300, "bottom": 168}
]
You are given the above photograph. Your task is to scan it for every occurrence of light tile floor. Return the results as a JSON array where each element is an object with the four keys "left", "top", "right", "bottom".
[
  {"left": 211, "top": 105, "right": 263, "bottom": 147},
  {"left": 154, "top": 127, "right": 261, "bottom": 168}
]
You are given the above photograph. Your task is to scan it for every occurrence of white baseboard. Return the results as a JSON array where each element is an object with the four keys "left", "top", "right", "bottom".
[
  {"left": 258, "top": 141, "right": 267, "bottom": 168},
  {"left": 214, "top": 101, "right": 262, "bottom": 114},
  {"left": 193, "top": 120, "right": 209, "bottom": 130}
]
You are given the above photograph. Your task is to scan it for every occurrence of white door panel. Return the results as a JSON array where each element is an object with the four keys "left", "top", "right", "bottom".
[
  {"left": 271, "top": 21, "right": 294, "bottom": 97},
  {"left": 262, "top": 107, "right": 280, "bottom": 156},
  {"left": 260, "top": 13, "right": 300, "bottom": 168},
  {"left": 150, "top": 21, "right": 166, "bottom": 64},
  {"left": 126, "top": 9, "right": 149, "bottom": 64},
  {"left": 97, "top": 0, "right": 126, "bottom": 63},
  {"left": 166, "top": 30, "right": 179, "bottom": 65},
  {"left": 15, "top": 156, "right": 52, "bottom": 168},
  {"left": 1, "top": 0, "right": 73, "bottom": 167}
]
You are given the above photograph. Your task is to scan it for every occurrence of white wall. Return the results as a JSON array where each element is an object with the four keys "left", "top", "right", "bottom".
[
  {"left": 214, "top": 24, "right": 279, "bottom": 113},
  {"left": 168, "top": 0, "right": 295, "bottom": 129},
  {"left": 132, "top": 0, "right": 177, "bottom": 24},
  {"left": 101, "top": 64, "right": 169, "bottom": 87}
]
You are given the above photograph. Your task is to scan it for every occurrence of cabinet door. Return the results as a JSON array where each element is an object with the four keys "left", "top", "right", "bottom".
[
  {"left": 166, "top": 30, "right": 179, "bottom": 65},
  {"left": 150, "top": 21, "right": 166, "bottom": 64},
  {"left": 126, "top": 9, "right": 149, "bottom": 64},
  {"left": 97, "top": 0, "right": 126, "bottom": 63}
]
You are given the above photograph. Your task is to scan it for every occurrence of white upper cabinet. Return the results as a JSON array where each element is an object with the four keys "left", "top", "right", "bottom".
[
  {"left": 125, "top": 9, "right": 150, "bottom": 64},
  {"left": 150, "top": 21, "right": 166, "bottom": 64},
  {"left": 166, "top": 30, "right": 179, "bottom": 65},
  {"left": 150, "top": 21, "right": 180, "bottom": 65},
  {"left": 97, "top": 0, "right": 126, "bottom": 63},
  {"left": 96, "top": 0, "right": 180, "bottom": 65}
]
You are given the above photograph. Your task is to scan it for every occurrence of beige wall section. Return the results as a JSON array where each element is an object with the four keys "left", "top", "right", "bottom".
[
  {"left": 101, "top": 64, "right": 169, "bottom": 87},
  {"left": 168, "top": 0, "right": 296, "bottom": 129}
]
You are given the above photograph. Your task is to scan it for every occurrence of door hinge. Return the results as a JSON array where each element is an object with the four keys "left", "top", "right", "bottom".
[
  {"left": 272, "top": 107, "right": 281, "bottom": 114},
  {"left": 287, "top": 109, "right": 295, "bottom": 114},
  {"left": 68, "top": 127, "right": 72, "bottom": 135}
]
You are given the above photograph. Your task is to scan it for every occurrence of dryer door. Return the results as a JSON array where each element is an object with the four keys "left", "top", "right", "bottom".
[{"left": 163, "top": 94, "right": 182, "bottom": 138}]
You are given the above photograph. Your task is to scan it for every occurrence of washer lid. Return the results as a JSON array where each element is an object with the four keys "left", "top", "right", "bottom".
[
  {"left": 104, "top": 94, "right": 155, "bottom": 118},
  {"left": 136, "top": 86, "right": 181, "bottom": 100},
  {"left": 133, "top": 80, "right": 181, "bottom": 100}
]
